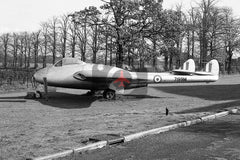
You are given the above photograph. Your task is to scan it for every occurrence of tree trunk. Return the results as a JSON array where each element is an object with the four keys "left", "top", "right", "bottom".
[
  {"left": 81, "top": 19, "right": 87, "bottom": 62},
  {"left": 52, "top": 29, "right": 56, "bottom": 64},
  {"left": 200, "top": 7, "right": 209, "bottom": 68},
  {"left": 24, "top": 43, "right": 27, "bottom": 68},
  {"left": 227, "top": 52, "right": 233, "bottom": 74},
  {"left": 128, "top": 48, "right": 131, "bottom": 67},
  {"left": 43, "top": 36, "right": 47, "bottom": 68},
  {"left": 92, "top": 24, "right": 98, "bottom": 63},
  {"left": 27, "top": 45, "right": 31, "bottom": 68},
  {"left": 4, "top": 45, "right": 8, "bottom": 68},
  {"left": 3, "top": 34, "right": 9, "bottom": 68},
  {"left": 187, "top": 31, "right": 190, "bottom": 58},
  {"left": 13, "top": 37, "right": 18, "bottom": 68},
  {"left": 71, "top": 24, "right": 76, "bottom": 58},
  {"left": 71, "top": 37, "right": 76, "bottom": 58},
  {"left": 164, "top": 55, "right": 169, "bottom": 71},
  {"left": 19, "top": 42, "right": 23, "bottom": 68},
  {"left": 152, "top": 38, "right": 157, "bottom": 70},
  {"left": 34, "top": 45, "right": 38, "bottom": 69},
  {"left": 62, "top": 30, "right": 67, "bottom": 58},
  {"left": 105, "top": 35, "right": 108, "bottom": 65},
  {"left": 191, "top": 30, "right": 195, "bottom": 58},
  {"left": 169, "top": 53, "right": 173, "bottom": 70},
  {"left": 116, "top": 41, "right": 123, "bottom": 68},
  {"left": 110, "top": 37, "right": 113, "bottom": 66}
]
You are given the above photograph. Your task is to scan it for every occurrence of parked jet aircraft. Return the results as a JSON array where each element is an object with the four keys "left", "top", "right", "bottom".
[{"left": 33, "top": 58, "right": 219, "bottom": 100}]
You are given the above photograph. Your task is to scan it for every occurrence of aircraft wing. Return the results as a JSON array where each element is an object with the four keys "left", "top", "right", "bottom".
[
  {"left": 194, "top": 71, "right": 214, "bottom": 76},
  {"left": 172, "top": 69, "right": 195, "bottom": 75},
  {"left": 172, "top": 70, "right": 214, "bottom": 76}
]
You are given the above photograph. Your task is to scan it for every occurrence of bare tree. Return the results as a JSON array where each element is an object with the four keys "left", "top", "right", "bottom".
[
  {"left": 187, "top": 7, "right": 198, "bottom": 58},
  {"left": 222, "top": 8, "right": 240, "bottom": 74},
  {"left": 101, "top": 0, "right": 135, "bottom": 67},
  {"left": 198, "top": 0, "right": 217, "bottom": 67},
  {"left": 59, "top": 14, "right": 69, "bottom": 58},
  {"left": 48, "top": 17, "right": 59, "bottom": 64},
  {"left": 40, "top": 22, "right": 50, "bottom": 68},
  {"left": 32, "top": 30, "right": 41, "bottom": 68},
  {"left": 68, "top": 20, "right": 77, "bottom": 58},
  {"left": 85, "top": 6, "right": 102, "bottom": 63},
  {"left": 11, "top": 33, "right": 19, "bottom": 68},
  {"left": 23, "top": 32, "right": 28, "bottom": 68},
  {"left": 76, "top": 24, "right": 87, "bottom": 61},
  {"left": 71, "top": 8, "right": 93, "bottom": 62},
  {"left": 18, "top": 33, "right": 25, "bottom": 68},
  {"left": 26, "top": 34, "right": 33, "bottom": 68},
  {"left": 207, "top": 7, "right": 226, "bottom": 58},
  {"left": 0, "top": 33, "right": 10, "bottom": 68}
]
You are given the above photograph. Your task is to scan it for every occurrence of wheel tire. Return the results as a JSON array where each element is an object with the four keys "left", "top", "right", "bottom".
[
  {"left": 35, "top": 91, "right": 42, "bottom": 99},
  {"left": 103, "top": 89, "right": 116, "bottom": 100}
]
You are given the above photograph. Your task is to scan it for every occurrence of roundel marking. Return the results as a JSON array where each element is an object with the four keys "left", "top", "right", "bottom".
[{"left": 154, "top": 75, "right": 162, "bottom": 83}]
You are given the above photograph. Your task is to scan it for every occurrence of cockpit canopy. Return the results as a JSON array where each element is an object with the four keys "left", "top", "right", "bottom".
[{"left": 54, "top": 58, "right": 85, "bottom": 67}]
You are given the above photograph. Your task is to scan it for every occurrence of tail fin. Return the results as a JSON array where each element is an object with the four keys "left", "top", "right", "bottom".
[
  {"left": 182, "top": 59, "right": 195, "bottom": 72},
  {"left": 205, "top": 59, "right": 219, "bottom": 75}
]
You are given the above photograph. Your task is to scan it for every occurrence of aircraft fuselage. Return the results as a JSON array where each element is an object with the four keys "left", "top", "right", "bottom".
[{"left": 34, "top": 60, "right": 219, "bottom": 91}]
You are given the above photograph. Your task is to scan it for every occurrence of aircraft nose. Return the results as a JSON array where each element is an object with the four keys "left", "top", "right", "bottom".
[{"left": 33, "top": 68, "right": 48, "bottom": 83}]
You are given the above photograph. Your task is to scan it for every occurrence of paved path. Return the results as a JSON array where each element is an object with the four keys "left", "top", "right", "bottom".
[{"left": 75, "top": 114, "right": 240, "bottom": 160}]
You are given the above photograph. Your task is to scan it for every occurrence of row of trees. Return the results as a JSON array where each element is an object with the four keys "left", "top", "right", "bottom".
[{"left": 0, "top": 0, "right": 240, "bottom": 73}]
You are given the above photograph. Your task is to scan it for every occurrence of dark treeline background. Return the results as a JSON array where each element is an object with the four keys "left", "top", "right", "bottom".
[{"left": 1, "top": 0, "right": 240, "bottom": 82}]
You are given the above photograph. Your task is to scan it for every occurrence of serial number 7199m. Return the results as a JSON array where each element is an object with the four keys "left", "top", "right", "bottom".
[{"left": 174, "top": 77, "right": 187, "bottom": 82}]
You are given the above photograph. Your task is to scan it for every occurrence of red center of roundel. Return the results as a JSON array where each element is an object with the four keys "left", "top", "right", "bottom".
[{"left": 113, "top": 71, "right": 130, "bottom": 87}]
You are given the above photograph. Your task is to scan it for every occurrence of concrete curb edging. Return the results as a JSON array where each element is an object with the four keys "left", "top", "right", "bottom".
[
  {"left": 200, "top": 114, "right": 216, "bottom": 122},
  {"left": 215, "top": 111, "right": 229, "bottom": 118},
  {"left": 74, "top": 141, "right": 107, "bottom": 152},
  {"left": 107, "top": 137, "right": 125, "bottom": 145},
  {"left": 123, "top": 109, "right": 237, "bottom": 143},
  {"left": 32, "top": 108, "right": 238, "bottom": 160},
  {"left": 123, "top": 122, "right": 190, "bottom": 142},
  {"left": 33, "top": 141, "right": 107, "bottom": 160},
  {"left": 32, "top": 150, "right": 73, "bottom": 160},
  {"left": 185, "top": 118, "right": 202, "bottom": 126}
]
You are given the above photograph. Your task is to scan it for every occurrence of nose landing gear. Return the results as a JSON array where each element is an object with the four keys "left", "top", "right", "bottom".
[{"left": 35, "top": 90, "right": 42, "bottom": 99}]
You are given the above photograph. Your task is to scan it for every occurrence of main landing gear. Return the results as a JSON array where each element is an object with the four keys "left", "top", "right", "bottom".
[
  {"left": 86, "top": 89, "right": 116, "bottom": 100},
  {"left": 103, "top": 89, "right": 116, "bottom": 100}
]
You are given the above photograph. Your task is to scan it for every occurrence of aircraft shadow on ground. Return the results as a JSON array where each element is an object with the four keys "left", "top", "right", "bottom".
[
  {"left": 180, "top": 117, "right": 240, "bottom": 137},
  {"left": 122, "top": 94, "right": 165, "bottom": 99},
  {"left": 152, "top": 84, "right": 240, "bottom": 114},
  {"left": 152, "top": 84, "right": 240, "bottom": 101},
  {"left": 33, "top": 84, "right": 240, "bottom": 110},
  {"left": 35, "top": 92, "right": 164, "bottom": 109},
  {"left": 37, "top": 92, "right": 98, "bottom": 109},
  {"left": 177, "top": 100, "right": 240, "bottom": 114}
]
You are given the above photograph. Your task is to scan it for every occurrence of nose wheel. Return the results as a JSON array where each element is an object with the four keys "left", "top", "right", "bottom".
[
  {"left": 34, "top": 91, "right": 42, "bottom": 99},
  {"left": 103, "top": 89, "right": 116, "bottom": 100}
]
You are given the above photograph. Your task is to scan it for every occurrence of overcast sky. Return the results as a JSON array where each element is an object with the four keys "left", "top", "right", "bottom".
[{"left": 0, "top": 0, "right": 240, "bottom": 33}]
